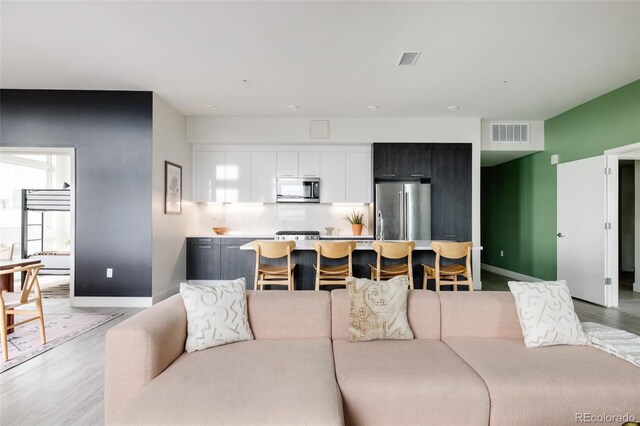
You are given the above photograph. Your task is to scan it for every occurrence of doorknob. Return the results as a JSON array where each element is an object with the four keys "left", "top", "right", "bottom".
[{"left": 556, "top": 233, "right": 566, "bottom": 238}]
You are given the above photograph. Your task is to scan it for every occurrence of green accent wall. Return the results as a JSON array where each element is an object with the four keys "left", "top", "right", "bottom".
[{"left": 482, "top": 79, "right": 640, "bottom": 279}]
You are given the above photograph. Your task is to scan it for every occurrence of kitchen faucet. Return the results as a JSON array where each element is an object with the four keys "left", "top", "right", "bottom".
[{"left": 376, "top": 210, "right": 384, "bottom": 240}]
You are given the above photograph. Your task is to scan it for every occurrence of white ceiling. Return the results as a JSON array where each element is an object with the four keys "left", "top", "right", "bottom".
[{"left": 1, "top": 1, "right": 639, "bottom": 119}]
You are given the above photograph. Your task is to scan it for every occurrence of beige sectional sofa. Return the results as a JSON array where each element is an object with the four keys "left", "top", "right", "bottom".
[{"left": 105, "top": 290, "right": 640, "bottom": 426}]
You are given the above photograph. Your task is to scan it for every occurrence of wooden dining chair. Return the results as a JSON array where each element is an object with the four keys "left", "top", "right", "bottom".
[
  {"left": 0, "top": 263, "right": 46, "bottom": 362},
  {"left": 422, "top": 241, "right": 473, "bottom": 291},
  {"left": 312, "top": 241, "right": 357, "bottom": 290},
  {"left": 369, "top": 241, "right": 416, "bottom": 289},
  {"left": 253, "top": 241, "right": 297, "bottom": 291}
]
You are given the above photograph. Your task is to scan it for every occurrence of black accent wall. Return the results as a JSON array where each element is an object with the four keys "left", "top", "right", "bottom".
[{"left": 0, "top": 89, "right": 153, "bottom": 297}]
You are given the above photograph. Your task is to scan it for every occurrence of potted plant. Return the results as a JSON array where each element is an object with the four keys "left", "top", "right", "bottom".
[{"left": 345, "top": 210, "right": 366, "bottom": 236}]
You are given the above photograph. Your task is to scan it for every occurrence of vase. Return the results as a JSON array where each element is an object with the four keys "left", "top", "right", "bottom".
[{"left": 351, "top": 224, "right": 363, "bottom": 236}]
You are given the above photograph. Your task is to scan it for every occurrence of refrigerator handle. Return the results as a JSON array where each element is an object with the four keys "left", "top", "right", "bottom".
[
  {"left": 403, "top": 191, "right": 408, "bottom": 240},
  {"left": 398, "top": 191, "right": 404, "bottom": 240}
]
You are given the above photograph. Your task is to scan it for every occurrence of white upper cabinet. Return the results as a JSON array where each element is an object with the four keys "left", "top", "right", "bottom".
[
  {"left": 224, "top": 152, "right": 251, "bottom": 202},
  {"left": 276, "top": 152, "right": 298, "bottom": 177},
  {"left": 298, "top": 152, "right": 320, "bottom": 177},
  {"left": 320, "top": 152, "right": 346, "bottom": 203},
  {"left": 195, "top": 151, "right": 226, "bottom": 203},
  {"left": 346, "top": 152, "right": 372, "bottom": 203},
  {"left": 251, "top": 152, "right": 277, "bottom": 202}
]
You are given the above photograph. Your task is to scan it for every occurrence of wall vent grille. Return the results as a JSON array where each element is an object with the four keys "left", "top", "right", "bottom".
[
  {"left": 397, "top": 52, "right": 420, "bottom": 66},
  {"left": 491, "top": 123, "right": 530, "bottom": 143}
]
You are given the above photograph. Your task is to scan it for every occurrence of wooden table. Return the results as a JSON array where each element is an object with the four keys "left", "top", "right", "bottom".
[{"left": 0, "top": 259, "right": 41, "bottom": 334}]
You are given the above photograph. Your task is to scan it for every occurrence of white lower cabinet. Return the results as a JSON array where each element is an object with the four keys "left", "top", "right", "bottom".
[
  {"left": 224, "top": 152, "right": 251, "bottom": 202},
  {"left": 320, "top": 152, "right": 346, "bottom": 203},
  {"left": 195, "top": 151, "right": 226, "bottom": 202},
  {"left": 346, "top": 152, "right": 372, "bottom": 203},
  {"left": 251, "top": 152, "right": 277, "bottom": 202}
]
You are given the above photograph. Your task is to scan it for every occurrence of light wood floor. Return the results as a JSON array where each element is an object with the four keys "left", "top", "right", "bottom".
[
  {"left": 2, "top": 272, "right": 640, "bottom": 426},
  {"left": 0, "top": 298, "right": 141, "bottom": 426}
]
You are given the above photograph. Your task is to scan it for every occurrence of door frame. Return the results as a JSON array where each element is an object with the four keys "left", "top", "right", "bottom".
[
  {"left": 0, "top": 147, "right": 76, "bottom": 303},
  {"left": 604, "top": 141, "right": 640, "bottom": 308}
]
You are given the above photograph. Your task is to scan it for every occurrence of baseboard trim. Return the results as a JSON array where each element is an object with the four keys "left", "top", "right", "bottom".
[
  {"left": 152, "top": 285, "right": 180, "bottom": 304},
  {"left": 481, "top": 263, "right": 544, "bottom": 282},
  {"left": 70, "top": 296, "right": 152, "bottom": 308}
]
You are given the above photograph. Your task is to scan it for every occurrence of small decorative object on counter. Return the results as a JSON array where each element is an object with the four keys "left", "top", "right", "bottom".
[
  {"left": 345, "top": 210, "right": 366, "bottom": 236},
  {"left": 212, "top": 226, "right": 229, "bottom": 235}
]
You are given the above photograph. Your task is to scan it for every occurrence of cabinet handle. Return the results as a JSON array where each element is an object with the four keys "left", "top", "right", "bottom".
[
  {"left": 410, "top": 174, "right": 424, "bottom": 177},
  {"left": 302, "top": 174, "right": 317, "bottom": 177},
  {"left": 382, "top": 173, "right": 396, "bottom": 177},
  {"left": 226, "top": 246, "right": 242, "bottom": 249},
  {"left": 198, "top": 239, "right": 212, "bottom": 242},
  {"left": 198, "top": 246, "right": 213, "bottom": 249},
  {"left": 280, "top": 174, "right": 294, "bottom": 177}
]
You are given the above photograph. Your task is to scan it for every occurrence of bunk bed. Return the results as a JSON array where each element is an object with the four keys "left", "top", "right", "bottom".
[{"left": 21, "top": 188, "right": 71, "bottom": 275}]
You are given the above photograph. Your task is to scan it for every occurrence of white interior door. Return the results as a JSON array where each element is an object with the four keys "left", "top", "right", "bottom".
[{"left": 557, "top": 155, "right": 610, "bottom": 306}]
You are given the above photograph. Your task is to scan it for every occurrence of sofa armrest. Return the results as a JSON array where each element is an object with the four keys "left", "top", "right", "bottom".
[{"left": 104, "top": 294, "right": 187, "bottom": 423}]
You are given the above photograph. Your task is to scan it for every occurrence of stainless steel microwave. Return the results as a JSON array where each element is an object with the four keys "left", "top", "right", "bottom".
[{"left": 276, "top": 177, "right": 320, "bottom": 203}]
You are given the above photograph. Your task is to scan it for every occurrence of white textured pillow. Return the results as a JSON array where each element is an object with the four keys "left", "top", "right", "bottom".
[
  {"left": 508, "top": 280, "right": 588, "bottom": 348},
  {"left": 180, "top": 279, "right": 254, "bottom": 353}
]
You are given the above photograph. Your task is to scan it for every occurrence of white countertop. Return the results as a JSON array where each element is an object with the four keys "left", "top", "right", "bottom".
[{"left": 240, "top": 240, "right": 483, "bottom": 251}]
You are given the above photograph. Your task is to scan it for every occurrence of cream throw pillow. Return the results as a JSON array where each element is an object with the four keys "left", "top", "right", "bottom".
[
  {"left": 180, "top": 279, "right": 254, "bottom": 353},
  {"left": 346, "top": 275, "right": 413, "bottom": 342},
  {"left": 508, "top": 280, "right": 588, "bottom": 348}
]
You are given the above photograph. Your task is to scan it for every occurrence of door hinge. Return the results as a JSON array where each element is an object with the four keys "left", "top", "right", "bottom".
[
  {"left": 605, "top": 278, "right": 612, "bottom": 285},
  {"left": 604, "top": 167, "right": 612, "bottom": 175},
  {"left": 605, "top": 222, "right": 612, "bottom": 230}
]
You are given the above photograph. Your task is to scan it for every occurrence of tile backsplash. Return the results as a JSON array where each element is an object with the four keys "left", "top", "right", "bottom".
[{"left": 197, "top": 203, "right": 373, "bottom": 237}]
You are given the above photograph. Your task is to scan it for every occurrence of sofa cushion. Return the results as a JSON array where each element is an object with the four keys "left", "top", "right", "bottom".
[
  {"left": 332, "top": 289, "right": 440, "bottom": 340},
  {"left": 346, "top": 276, "right": 413, "bottom": 342},
  {"left": 246, "top": 290, "right": 331, "bottom": 339},
  {"left": 508, "top": 280, "right": 588, "bottom": 348},
  {"left": 439, "top": 291, "right": 523, "bottom": 339},
  {"left": 445, "top": 337, "right": 640, "bottom": 425},
  {"left": 332, "top": 339, "right": 490, "bottom": 426},
  {"left": 110, "top": 339, "right": 343, "bottom": 426},
  {"left": 180, "top": 280, "right": 253, "bottom": 352}
]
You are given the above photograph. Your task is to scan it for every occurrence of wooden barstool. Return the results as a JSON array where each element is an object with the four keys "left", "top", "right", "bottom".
[
  {"left": 369, "top": 241, "right": 416, "bottom": 289},
  {"left": 252, "top": 241, "right": 297, "bottom": 291},
  {"left": 312, "top": 241, "right": 356, "bottom": 290},
  {"left": 0, "top": 263, "right": 46, "bottom": 362},
  {"left": 422, "top": 241, "right": 473, "bottom": 291}
]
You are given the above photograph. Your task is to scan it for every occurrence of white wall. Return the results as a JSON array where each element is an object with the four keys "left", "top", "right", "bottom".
[
  {"left": 152, "top": 94, "right": 197, "bottom": 303},
  {"left": 187, "top": 115, "right": 483, "bottom": 288},
  {"left": 188, "top": 116, "right": 480, "bottom": 144}
]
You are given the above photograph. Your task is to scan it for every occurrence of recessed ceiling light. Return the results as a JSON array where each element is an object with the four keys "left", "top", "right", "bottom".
[
  {"left": 447, "top": 106, "right": 459, "bottom": 111},
  {"left": 205, "top": 105, "right": 217, "bottom": 110},
  {"left": 502, "top": 80, "right": 510, "bottom": 84},
  {"left": 287, "top": 105, "right": 299, "bottom": 111},
  {"left": 367, "top": 106, "right": 379, "bottom": 111}
]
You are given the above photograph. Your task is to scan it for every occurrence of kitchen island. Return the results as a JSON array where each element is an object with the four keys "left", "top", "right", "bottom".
[{"left": 187, "top": 236, "right": 480, "bottom": 291}]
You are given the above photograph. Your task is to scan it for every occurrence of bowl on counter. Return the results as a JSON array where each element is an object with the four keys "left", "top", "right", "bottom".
[{"left": 212, "top": 226, "right": 229, "bottom": 235}]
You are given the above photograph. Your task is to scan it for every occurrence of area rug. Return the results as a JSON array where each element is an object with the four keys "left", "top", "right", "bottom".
[{"left": 0, "top": 312, "right": 122, "bottom": 373}]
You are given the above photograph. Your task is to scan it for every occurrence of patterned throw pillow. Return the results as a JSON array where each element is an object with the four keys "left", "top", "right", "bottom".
[
  {"left": 508, "top": 280, "right": 588, "bottom": 348},
  {"left": 346, "top": 276, "right": 414, "bottom": 342},
  {"left": 180, "top": 279, "right": 254, "bottom": 353}
]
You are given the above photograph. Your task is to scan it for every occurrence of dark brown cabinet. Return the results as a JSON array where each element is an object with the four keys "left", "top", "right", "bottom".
[
  {"left": 372, "top": 143, "right": 431, "bottom": 179},
  {"left": 220, "top": 238, "right": 256, "bottom": 288},
  {"left": 186, "top": 238, "right": 221, "bottom": 280},
  {"left": 372, "top": 142, "right": 471, "bottom": 242},
  {"left": 430, "top": 144, "right": 471, "bottom": 241}
]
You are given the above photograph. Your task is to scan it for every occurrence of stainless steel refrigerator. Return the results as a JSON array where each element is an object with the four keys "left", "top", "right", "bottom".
[{"left": 375, "top": 182, "right": 431, "bottom": 240}]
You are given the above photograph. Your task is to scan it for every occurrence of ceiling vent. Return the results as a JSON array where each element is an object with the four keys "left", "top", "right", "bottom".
[
  {"left": 397, "top": 52, "right": 420, "bottom": 66},
  {"left": 491, "top": 122, "right": 530, "bottom": 144}
]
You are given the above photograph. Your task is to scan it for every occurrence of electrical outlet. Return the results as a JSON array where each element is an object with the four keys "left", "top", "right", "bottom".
[
  {"left": 500, "top": 250, "right": 504, "bottom": 257},
  {"left": 106, "top": 268, "right": 113, "bottom": 278}
]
